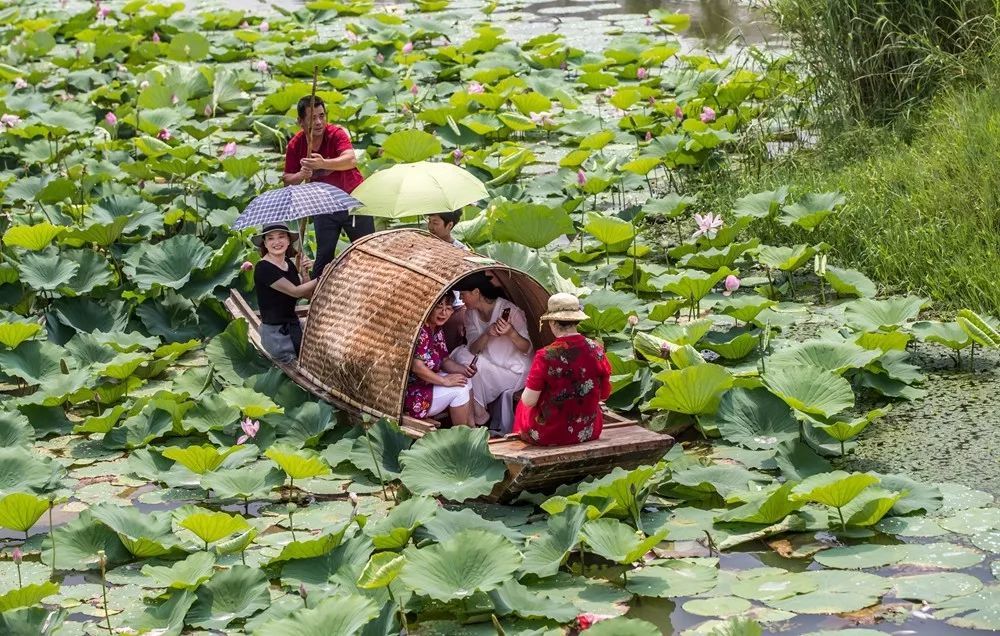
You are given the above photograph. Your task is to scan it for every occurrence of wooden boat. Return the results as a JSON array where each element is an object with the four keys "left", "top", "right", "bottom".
[{"left": 225, "top": 229, "right": 674, "bottom": 501}]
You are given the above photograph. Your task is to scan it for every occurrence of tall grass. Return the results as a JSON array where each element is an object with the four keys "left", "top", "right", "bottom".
[
  {"left": 712, "top": 80, "right": 1000, "bottom": 315},
  {"left": 765, "top": 0, "right": 1000, "bottom": 126}
]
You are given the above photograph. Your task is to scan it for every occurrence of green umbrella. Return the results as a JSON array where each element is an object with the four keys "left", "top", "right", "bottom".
[{"left": 351, "top": 161, "right": 489, "bottom": 218}]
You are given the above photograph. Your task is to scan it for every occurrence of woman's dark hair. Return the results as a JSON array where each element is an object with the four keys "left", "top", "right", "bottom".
[
  {"left": 450, "top": 272, "right": 501, "bottom": 300},
  {"left": 432, "top": 210, "right": 462, "bottom": 227},
  {"left": 296, "top": 95, "right": 326, "bottom": 120},
  {"left": 258, "top": 231, "right": 298, "bottom": 259},
  {"left": 553, "top": 320, "right": 580, "bottom": 328}
]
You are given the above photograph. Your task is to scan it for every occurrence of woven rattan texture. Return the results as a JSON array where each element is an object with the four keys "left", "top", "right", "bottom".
[{"left": 299, "top": 229, "right": 552, "bottom": 419}]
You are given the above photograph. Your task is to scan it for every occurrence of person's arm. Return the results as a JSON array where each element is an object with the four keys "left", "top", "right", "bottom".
[
  {"left": 283, "top": 167, "right": 312, "bottom": 185},
  {"left": 441, "top": 357, "right": 475, "bottom": 377},
  {"left": 519, "top": 350, "right": 547, "bottom": 408},
  {"left": 269, "top": 277, "right": 317, "bottom": 299},
  {"left": 520, "top": 388, "right": 541, "bottom": 407},
  {"left": 283, "top": 137, "right": 312, "bottom": 185},
  {"left": 491, "top": 305, "right": 531, "bottom": 353},
  {"left": 598, "top": 353, "right": 613, "bottom": 401},
  {"left": 313, "top": 148, "right": 357, "bottom": 171},
  {"left": 411, "top": 359, "right": 466, "bottom": 386}
]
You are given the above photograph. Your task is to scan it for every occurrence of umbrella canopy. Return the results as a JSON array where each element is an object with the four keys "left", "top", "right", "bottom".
[
  {"left": 350, "top": 161, "right": 489, "bottom": 218},
  {"left": 232, "top": 182, "right": 360, "bottom": 231}
]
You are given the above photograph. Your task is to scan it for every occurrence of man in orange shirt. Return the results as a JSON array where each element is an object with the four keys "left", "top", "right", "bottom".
[{"left": 283, "top": 96, "right": 375, "bottom": 278}]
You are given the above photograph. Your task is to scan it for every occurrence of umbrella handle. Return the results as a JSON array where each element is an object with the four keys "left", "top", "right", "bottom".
[{"left": 296, "top": 218, "right": 308, "bottom": 277}]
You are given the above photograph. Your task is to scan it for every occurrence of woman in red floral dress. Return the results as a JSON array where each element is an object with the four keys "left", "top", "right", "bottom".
[
  {"left": 514, "top": 294, "right": 612, "bottom": 445},
  {"left": 404, "top": 296, "right": 476, "bottom": 426}
]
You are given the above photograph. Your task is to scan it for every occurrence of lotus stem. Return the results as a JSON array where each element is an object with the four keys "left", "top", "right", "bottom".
[
  {"left": 98, "top": 550, "right": 112, "bottom": 635},
  {"left": 836, "top": 506, "right": 846, "bottom": 532},
  {"left": 491, "top": 614, "right": 506, "bottom": 636},
  {"left": 48, "top": 498, "right": 56, "bottom": 581},
  {"left": 840, "top": 440, "right": 846, "bottom": 456},
  {"left": 363, "top": 420, "right": 392, "bottom": 502}
]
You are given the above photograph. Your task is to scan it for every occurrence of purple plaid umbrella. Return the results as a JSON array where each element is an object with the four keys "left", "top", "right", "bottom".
[{"left": 232, "top": 182, "right": 360, "bottom": 231}]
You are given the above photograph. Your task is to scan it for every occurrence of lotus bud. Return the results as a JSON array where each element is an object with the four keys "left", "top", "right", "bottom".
[
  {"left": 170, "top": 94, "right": 179, "bottom": 105},
  {"left": 409, "top": 83, "right": 419, "bottom": 96},
  {"left": 603, "top": 87, "right": 615, "bottom": 98},
  {"left": 255, "top": 59, "right": 268, "bottom": 74},
  {"left": 204, "top": 104, "right": 213, "bottom": 117},
  {"left": 299, "top": 583, "right": 307, "bottom": 599},
  {"left": 12, "top": 547, "right": 22, "bottom": 564},
  {"left": 221, "top": 141, "right": 237, "bottom": 158},
  {"left": 674, "top": 105, "right": 684, "bottom": 119},
  {"left": 560, "top": 61, "right": 568, "bottom": 70},
  {"left": 151, "top": 31, "right": 160, "bottom": 43},
  {"left": 104, "top": 112, "right": 117, "bottom": 126},
  {"left": 116, "top": 63, "right": 127, "bottom": 72},
  {"left": 97, "top": 4, "right": 110, "bottom": 19},
  {"left": 259, "top": 20, "right": 269, "bottom": 32},
  {"left": 345, "top": 30, "right": 359, "bottom": 44},
  {"left": 402, "top": 41, "right": 413, "bottom": 53},
  {"left": 375, "top": 52, "right": 384, "bottom": 63},
  {"left": 452, "top": 148, "right": 464, "bottom": 162},
  {"left": 723, "top": 274, "right": 740, "bottom": 296},
  {"left": 467, "top": 81, "right": 484, "bottom": 95},
  {"left": 348, "top": 492, "right": 359, "bottom": 506},
  {"left": 576, "top": 169, "right": 586, "bottom": 186},
  {"left": 659, "top": 341, "right": 674, "bottom": 357},
  {"left": 627, "top": 315, "right": 639, "bottom": 327},
  {"left": 577, "top": 613, "right": 612, "bottom": 630},
  {"left": 157, "top": 128, "right": 171, "bottom": 141},
  {"left": 1, "top": 113, "right": 23, "bottom": 128},
  {"left": 13, "top": 78, "right": 28, "bottom": 90},
  {"left": 595, "top": 94, "right": 604, "bottom": 106},
  {"left": 240, "top": 260, "right": 253, "bottom": 272},
  {"left": 700, "top": 106, "right": 716, "bottom": 123},
  {"left": 636, "top": 67, "right": 648, "bottom": 80},
  {"left": 240, "top": 20, "right": 249, "bottom": 29}
]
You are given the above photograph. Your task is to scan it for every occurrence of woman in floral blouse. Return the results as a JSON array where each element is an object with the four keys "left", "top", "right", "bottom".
[
  {"left": 404, "top": 296, "right": 476, "bottom": 425},
  {"left": 514, "top": 293, "right": 612, "bottom": 446}
]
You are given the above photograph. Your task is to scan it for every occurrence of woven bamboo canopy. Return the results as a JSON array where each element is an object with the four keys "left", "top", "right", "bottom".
[{"left": 298, "top": 229, "right": 553, "bottom": 420}]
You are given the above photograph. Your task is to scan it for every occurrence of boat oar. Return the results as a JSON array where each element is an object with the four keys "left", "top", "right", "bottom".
[{"left": 297, "top": 66, "right": 319, "bottom": 278}]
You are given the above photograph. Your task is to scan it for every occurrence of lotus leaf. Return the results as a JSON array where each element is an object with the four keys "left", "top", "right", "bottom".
[
  {"left": 521, "top": 505, "right": 588, "bottom": 577},
  {"left": 814, "top": 543, "right": 909, "bottom": 569},
  {"left": 671, "top": 464, "right": 773, "bottom": 498},
  {"left": 365, "top": 496, "right": 437, "bottom": 549},
  {"left": 268, "top": 523, "right": 352, "bottom": 564},
  {"left": 585, "top": 213, "right": 635, "bottom": 248},
  {"left": 356, "top": 551, "right": 406, "bottom": 590},
  {"left": 899, "top": 542, "right": 985, "bottom": 569},
  {"left": 3, "top": 223, "right": 66, "bottom": 253},
  {"left": 844, "top": 296, "right": 927, "bottom": 332},
  {"left": 399, "top": 528, "right": 521, "bottom": 601},
  {"left": 0, "top": 321, "right": 41, "bottom": 349},
  {"left": 792, "top": 471, "right": 878, "bottom": 527},
  {"left": 0, "top": 606, "right": 67, "bottom": 636},
  {"left": 972, "top": 531, "right": 1000, "bottom": 552},
  {"left": 265, "top": 446, "right": 330, "bottom": 481},
  {"left": 140, "top": 551, "right": 217, "bottom": 590},
  {"left": 656, "top": 268, "right": 731, "bottom": 304},
  {"left": 15, "top": 248, "right": 79, "bottom": 293},
  {"left": 187, "top": 565, "right": 271, "bottom": 630},
  {"left": 763, "top": 365, "right": 854, "bottom": 418},
  {"left": 104, "top": 407, "right": 174, "bottom": 450},
  {"left": 956, "top": 308, "right": 1000, "bottom": 347},
  {"left": 770, "top": 590, "right": 880, "bottom": 614},
  {"left": 769, "top": 340, "right": 883, "bottom": 376},
  {"left": 492, "top": 202, "right": 574, "bottom": 250},
  {"left": 938, "top": 508, "right": 1000, "bottom": 535},
  {"left": 488, "top": 578, "right": 578, "bottom": 622},
  {"left": 716, "top": 482, "right": 803, "bottom": 524},
  {"left": 755, "top": 244, "right": 816, "bottom": 272},
  {"left": 937, "top": 482, "right": 995, "bottom": 513},
  {"left": 910, "top": 320, "right": 972, "bottom": 350},
  {"left": 346, "top": 417, "right": 410, "bottom": 479},
  {"left": 732, "top": 187, "right": 788, "bottom": 219},
  {"left": 701, "top": 327, "right": 759, "bottom": 360},
  {"left": 824, "top": 265, "right": 877, "bottom": 298},
  {"left": 936, "top": 584, "right": 1000, "bottom": 630},
  {"left": 0, "top": 582, "right": 59, "bottom": 612},
  {"left": 715, "top": 295, "right": 776, "bottom": 324},
  {"left": 90, "top": 504, "right": 181, "bottom": 558},
  {"left": 398, "top": 426, "right": 505, "bottom": 501},
  {"left": 646, "top": 363, "right": 733, "bottom": 415},
  {"left": 254, "top": 594, "right": 380, "bottom": 636},
  {"left": 220, "top": 386, "right": 283, "bottom": 419},
  {"left": 123, "top": 234, "right": 213, "bottom": 291},
  {"left": 420, "top": 506, "right": 524, "bottom": 544},
  {"left": 42, "top": 511, "right": 130, "bottom": 571},
  {"left": 581, "top": 518, "right": 667, "bottom": 564},
  {"left": 0, "top": 446, "right": 64, "bottom": 495},
  {"left": 579, "top": 617, "right": 660, "bottom": 636},
  {"left": 381, "top": 128, "right": 442, "bottom": 162},
  {"left": 0, "top": 491, "right": 49, "bottom": 532},
  {"left": 201, "top": 466, "right": 285, "bottom": 502},
  {"left": 683, "top": 595, "right": 752, "bottom": 617},
  {"left": 0, "top": 410, "right": 32, "bottom": 447},
  {"left": 625, "top": 560, "right": 718, "bottom": 598},
  {"left": 162, "top": 444, "right": 243, "bottom": 475},
  {"left": 780, "top": 191, "right": 845, "bottom": 230},
  {"left": 703, "top": 388, "right": 799, "bottom": 450},
  {"left": 892, "top": 572, "right": 983, "bottom": 603},
  {"left": 731, "top": 572, "right": 818, "bottom": 601},
  {"left": 179, "top": 510, "right": 252, "bottom": 548}
]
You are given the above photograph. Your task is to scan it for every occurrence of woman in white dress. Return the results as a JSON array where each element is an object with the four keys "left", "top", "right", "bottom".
[{"left": 450, "top": 273, "right": 533, "bottom": 426}]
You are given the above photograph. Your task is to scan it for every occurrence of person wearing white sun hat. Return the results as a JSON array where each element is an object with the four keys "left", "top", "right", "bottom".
[
  {"left": 514, "top": 293, "right": 612, "bottom": 446},
  {"left": 252, "top": 223, "right": 317, "bottom": 363}
]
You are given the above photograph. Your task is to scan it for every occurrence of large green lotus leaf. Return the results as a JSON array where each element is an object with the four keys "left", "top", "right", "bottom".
[
  {"left": 50, "top": 298, "right": 130, "bottom": 335},
  {"left": 42, "top": 510, "right": 130, "bottom": 571},
  {"left": 876, "top": 515, "right": 947, "bottom": 537},
  {"left": 381, "top": 128, "right": 442, "bottom": 162},
  {"left": 814, "top": 543, "right": 909, "bottom": 569},
  {"left": 682, "top": 596, "right": 752, "bottom": 618},
  {"left": 936, "top": 584, "right": 1000, "bottom": 630},
  {"left": 938, "top": 507, "right": 1000, "bottom": 535},
  {"left": 90, "top": 193, "right": 162, "bottom": 235},
  {"left": 732, "top": 187, "right": 788, "bottom": 219},
  {"left": 768, "top": 340, "right": 882, "bottom": 376},
  {"left": 655, "top": 268, "right": 731, "bottom": 303},
  {"left": 492, "top": 202, "right": 575, "bottom": 250},
  {"left": 580, "top": 518, "right": 666, "bottom": 564},
  {"left": 15, "top": 248, "right": 79, "bottom": 292},
  {"left": 625, "top": 560, "right": 718, "bottom": 598},
  {"left": 910, "top": 320, "right": 971, "bottom": 350},
  {"left": 1, "top": 223, "right": 64, "bottom": 251},
  {"left": 356, "top": 551, "right": 406, "bottom": 590},
  {"left": 58, "top": 248, "right": 113, "bottom": 296},
  {"left": 647, "top": 363, "right": 733, "bottom": 415},
  {"left": 642, "top": 193, "right": 697, "bottom": 218},
  {"left": 702, "top": 388, "right": 798, "bottom": 450},
  {"left": 730, "top": 572, "right": 817, "bottom": 601},
  {"left": 269, "top": 401, "right": 336, "bottom": 448},
  {"left": 179, "top": 235, "right": 243, "bottom": 302},
  {"left": 892, "top": 572, "right": 982, "bottom": 603},
  {"left": 824, "top": 265, "right": 877, "bottom": 298},
  {"left": 762, "top": 365, "right": 854, "bottom": 418},
  {"left": 844, "top": 296, "right": 927, "bottom": 332},
  {"left": 956, "top": 308, "right": 1000, "bottom": 347},
  {"left": 565, "top": 464, "right": 659, "bottom": 522},
  {"left": 253, "top": 594, "right": 380, "bottom": 636},
  {"left": 520, "top": 505, "right": 588, "bottom": 577},
  {"left": 399, "top": 529, "right": 521, "bottom": 601},
  {"left": 345, "top": 417, "right": 410, "bottom": 479},
  {"left": 201, "top": 466, "right": 285, "bottom": 501},
  {"left": 162, "top": 444, "right": 243, "bottom": 475},
  {"left": 716, "top": 482, "right": 803, "bottom": 524},
  {"left": 576, "top": 617, "right": 660, "bottom": 636},
  {"left": 133, "top": 589, "right": 197, "bottom": 636},
  {"left": 59, "top": 215, "right": 129, "bottom": 249},
  {"left": 187, "top": 565, "right": 271, "bottom": 630},
  {"left": 899, "top": 542, "right": 985, "bottom": 569},
  {"left": 791, "top": 471, "right": 878, "bottom": 509},
  {"left": 0, "top": 582, "right": 59, "bottom": 612},
  {"left": 780, "top": 191, "right": 845, "bottom": 230},
  {"left": 220, "top": 386, "right": 283, "bottom": 419},
  {"left": 755, "top": 244, "right": 815, "bottom": 272},
  {"left": 123, "top": 234, "right": 213, "bottom": 291},
  {"left": 179, "top": 509, "right": 252, "bottom": 547},
  {"left": 700, "top": 327, "right": 759, "bottom": 360},
  {"left": 715, "top": 295, "right": 776, "bottom": 324},
  {"left": 670, "top": 464, "right": 773, "bottom": 498},
  {"left": 769, "top": 590, "right": 880, "bottom": 614},
  {"left": 90, "top": 503, "right": 181, "bottom": 558},
  {"left": 0, "top": 606, "right": 67, "bottom": 636},
  {"left": 103, "top": 407, "right": 174, "bottom": 450},
  {"left": 398, "top": 426, "right": 505, "bottom": 501},
  {"left": 0, "top": 446, "right": 64, "bottom": 495},
  {"left": 141, "top": 551, "right": 217, "bottom": 590},
  {"left": 364, "top": 496, "right": 438, "bottom": 550},
  {"left": 185, "top": 393, "right": 241, "bottom": 434},
  {"left": 265, "top": 446, "right": 330, "bottom": 481},
  {"left": 0, "top": 491, "right": 49, "bottom": 532},
  {"left": 0, "top": 409, "right": 33, "bottom": 447},
  {"left": 488, "top": 578, "right": 578, "bottom": 622},
  {"left": 584, "top": 213, "right": 635, "bottom": 247}
]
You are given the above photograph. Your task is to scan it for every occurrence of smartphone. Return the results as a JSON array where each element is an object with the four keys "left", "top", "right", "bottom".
[
  {"left": 471, "top": 354, "right": 479, "bottom": 368},
  {"left": 501, "top": 307, "right": 511, "bottom": 321}
]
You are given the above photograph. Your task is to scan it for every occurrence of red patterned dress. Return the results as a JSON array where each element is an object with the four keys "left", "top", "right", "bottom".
[
  {"left": 514, "top": 334, "right": 612, "bottom": 446},
  {"left": 404, "top": 324, "right": 449, "bottom": 418}
]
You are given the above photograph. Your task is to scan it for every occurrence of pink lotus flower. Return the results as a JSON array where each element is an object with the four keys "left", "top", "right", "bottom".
[
  {"left": 577, "top": 613, "right": 613, "bottom": 630},
  {"left": 375, "top": 52, "right": 384, "bottom": 63},
  {"left": 157, "top": 128, "right": 171, "bottom": 141},
  {"left": 700, "top": 106, "right": 716, "bottom": 123},
  {"left": 12, "top": 547, "right": 22, "bottom": 564},
  {"left": 674, "top": 105, "right": 684, "bottom": 119},
  {"left": 259, "top": 21, "right": 269, "bottom": 32},
  {"left": 255, "top": 59, "right": 269, "bottom": 74},
  {"left": 1, "top": 113, "right": 23, "bottom": 128},
  {"left": 723, "top": 274, "right": 740, "bottom": 296},
  {"left": 452, "top": 148, "right": 464, "bottom": 162},
  {"left": 104, "top": 112, "right": 117, "bottom": 126},
  {"left": 409, "top": 83, "right": 419, "bottom": 95},
  {"left": 603, "top": 87, "right": 615, "bottom": 98},
  {"left": 577, "top": 169, "right": 587, "bottom": 186},
  {"left": 645, "top": 16, "right": 652, "bottom": 25},
  {"left": 139, "top": 80, "right": 150, "bottom": 89},
  {"left": 13, "top": 78, "right": 27, "bottom": 90},
  {"left": 529, "top": 111, "right": 555, "bottom": 126},
  {"left": 237, "top": 417, "right": 259, "bottom": 444},
  {"left": 97, "top": 4, "right": 110, "bottom": 19},
  {"left": 221, "top": 141, "right": 237, "bottom": 158},
  {"left": 467, "top": 81, "right": 484, "bottom": 94},
  {"left": 204, "top": 104, "right": 213, "bottom": 117},
  {"left": 345, "top": 30, "right": 359, "bottom": 44},
  {"left": 402, "top": 41, "right": 413, "bottom": 53},
  {"left": 693, "top": 212, "right": 723, "bottom": 240},
  {"left": 151, "top": 32, "right": 160, "bottom": 43},
  {"left": 240, "top": 260, "right": 253, "bottom": 272},
  {"left": 170, "top": 94, "right": 179, "bottom": 105},
  {"left": 240, "top": 20, "right": 249, "bottom": 29},
  {"left": 660, "top": 341, "right": 674, "bottom": 357},
  {"left": 627, "top": 314, "right": 639, "bottom": 327},
  {"left": 636, "top": 67, "right": 648, "bottom": 80}
]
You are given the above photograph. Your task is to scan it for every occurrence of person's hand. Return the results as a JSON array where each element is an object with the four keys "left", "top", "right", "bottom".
[
  {"left": 491, "top": 318, "right": 512, "bottom": 337},
  {"left": 299, "top": 165, "right": 313, "bottom": 181},
  {"left": 301, "top": 153, "right": 326, "bottom": 171},
  {"left": 300, "top": 257, "right": 313, "bottom": 271},
  {"left": 460, "top": 364, "right": 476, "bottom": 378},
  {"left": 441, "top": 373, "right": 467, "bottom": 387}
]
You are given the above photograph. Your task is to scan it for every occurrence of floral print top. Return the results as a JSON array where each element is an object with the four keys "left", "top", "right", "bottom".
[
  {"left": 513, "top": 334, "right": 612, "bottom": 446},
  {"left": 404, "top": 324, "right": 449, "bottom": 419}
]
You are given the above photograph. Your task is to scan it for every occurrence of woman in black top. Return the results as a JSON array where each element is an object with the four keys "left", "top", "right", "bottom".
[{"left": 252, "top": 223, "right": 318, "bottom": 363}]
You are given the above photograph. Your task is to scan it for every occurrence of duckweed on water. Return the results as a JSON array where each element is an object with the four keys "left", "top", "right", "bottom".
[{"left": 0, "top": 0, "right": 998, "bottom": 634}]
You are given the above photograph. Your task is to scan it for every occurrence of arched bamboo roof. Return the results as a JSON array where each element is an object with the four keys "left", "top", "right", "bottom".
[{"left": 298, "top": 229, "right": 553, "bottom": 420}]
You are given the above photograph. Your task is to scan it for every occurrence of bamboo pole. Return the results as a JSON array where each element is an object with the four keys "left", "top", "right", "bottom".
[{"left": 297, "top": 66, "right": 319, "bottom": 277}]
